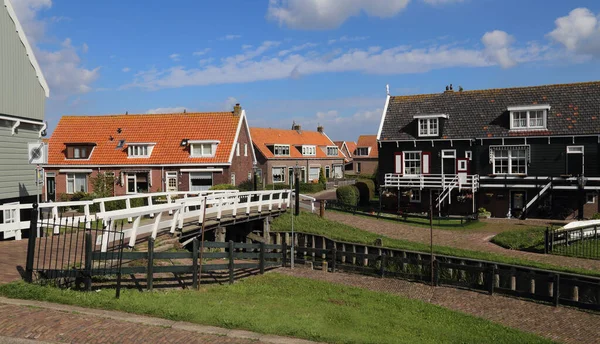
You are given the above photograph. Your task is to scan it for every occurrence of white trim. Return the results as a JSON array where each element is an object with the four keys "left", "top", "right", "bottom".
[
  {"left": 180, "top": 168, "right": 223, "bottom": 173},
  {"left": 190, "top": 142, "right": 217, "bottom": 158},
  {"left": 509, "top": 109, "right": 547, "bottom": 130},
  {"left": 273, "top": 144, "right": 291, "bottom": 156},
  {"left": 4, "top": 0, "right": 50, "bottom": 97},
  {"left": 403, "top": 151, "right": 422, "bottom": 176},
  {"left": 413, "top": 114, "right": 449, "bottom": 119},
  {"left": 58, "top": 169, "right": 93, "bottom": 173},
  {"left": 241, "top": 111, "right": 258, "bottom": 165},
  {"left": 126, "top": 142, "right": 157, "bottom": 146},
  {"left": 188, "top": 140, "right": 220, "bottom": 144},
  {"left": 228, "top": 110, "right": 245, "bottom": 163},
  {"left": 567, "top": 145, "right": 584, "bottom": 154},
  {"left": 507, "top": 104, "right": 551, "bottom": 112},
  {"left": 0, "top": 115, "right": 45, "bottom": 137},
  {"left": 441, "top": 150, "right": 456, "bottom": 158},
  {"left": 376, "top": 94, "right": 390, "bottom": 141},
  {"left": 465, "top": 151, "right": 472, "bottom": 160}
]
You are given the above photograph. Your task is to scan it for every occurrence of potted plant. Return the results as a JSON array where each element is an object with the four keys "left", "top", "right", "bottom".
[{"left": 478, "top": 207, "right": 491, "bottom": 219}]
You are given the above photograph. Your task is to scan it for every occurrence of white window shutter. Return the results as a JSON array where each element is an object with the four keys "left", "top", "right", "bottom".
[{"left": 395, "top": 153, "right": 403, "bottom": 174}]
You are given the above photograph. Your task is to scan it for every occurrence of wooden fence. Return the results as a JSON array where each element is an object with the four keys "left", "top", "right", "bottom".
[{"left": 272, "top": 231, "right": 600, "bottom": 311}]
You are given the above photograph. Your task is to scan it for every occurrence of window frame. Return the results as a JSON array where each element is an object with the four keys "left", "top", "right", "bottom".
[
  {"left": 403, "top": 151, "right": 422, "bottom": 176},
  {"left": 586, "top": 193, "right": 596, "bottom": 204},
  {"left": 190, "top": 142, "right": 217, "bottom": 158},
  {"left": 2, "top": 202, "right": 18, "bottom": 224},
  {"left": 418, "top": 118, "right": 439, "bottom": 137},
  {"left": 326, "top": 146, "right": 339, "bottom": 156},
  {"left": 302, "top": 145, "right": 316, "bottom": 156},
  {"left": 66, "top": 145, "right": 94, "bottom": 160},
  {"left": 491, "top": 147, "right": 528, "bottom": 175},
  {"left": 66, "top": 173, "right": 88, "bottom": 194},
  {"left": 356, "top": 147, "right": 369, "bottom": 156},
  {"left": 127, "top": 144, "right": 152, "bottom": 158},
  {"left": 189, "top": 172, "right": 213, "bottom": 192},
  {"left": 410, "top": 189, "right": 421, "bottom": 203},
  {"left": 272, "top": 167, "right": 286, "bottom": 184},
  {"left": 273, "top": 144, "right": 290, "bottom": 157},
  {"left": 465, "top": 151, "right": 472, "bottom": 161},
  {"left": 509, "top": 108, "right": 548, "bottom": 130},
  {"left": 308, "top": 166, "right": 320, "bottom": 181}
]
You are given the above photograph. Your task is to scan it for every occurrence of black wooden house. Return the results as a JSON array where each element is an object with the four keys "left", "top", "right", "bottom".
[{"left": 376, "top": 81, "right": 600, "bottom": 219}]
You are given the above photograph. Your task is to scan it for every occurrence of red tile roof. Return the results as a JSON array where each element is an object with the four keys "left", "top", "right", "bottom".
[
  {"left": 333, "top": 140, "right": 356, "bottom": 161},
  {"left": 345, "top": 141, "right": 357, "bottom": 157},
  {"left": 48, "top": 112, "right": 243, "bottom": 165},
  {"left": 251, "top": 127, "right": 344, "bottom": 159},
  {"left": 355, "top": 135, "right": 378, "bottom": 158}
]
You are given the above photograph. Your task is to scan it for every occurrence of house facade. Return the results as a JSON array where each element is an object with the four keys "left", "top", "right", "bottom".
[
  {"left": 334, "top": 141, "right": 356, "bottom": 172},
  {"left": 44, "top": 105, "right": 256, "bottom": 200},
  {"left": 351, "top": 135, "right": 378, "bottom": 176},
  {"left": 0, "top": 0, "right": 49, "bottom": 215},
  {"left": 378, "top": 82, "right": 600, "bottom": 219},
  {"left": 251, "top": 125, "right": 345, "bottom": 185}
]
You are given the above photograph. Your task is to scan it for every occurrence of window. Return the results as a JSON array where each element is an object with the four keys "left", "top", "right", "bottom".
[
  {"left": 410, "top": 189, "right": 421, "bottom": 203},
  {"left": 326, "top": 146, "right": 338, "bottom": 156},
  {"left": 404, "top": 152, "right": 421, "bottom": 175},
  {"left": 247, "top": 171, "right": 252, "bottom": 180},
  {"left": 356, "top": 162, "right": 362, "bottom": 173},
  {"left": 509, "top": 108, "right": 547, "bottom": 130},
  {"left": 236, "top": 143, "right": 240, "bottom": 156},
  {"left": 126, "top": 173, "right": 149, "bottom": 194},
  {"left": 302, "top": 145, "right": 316, "bottom": 156},
  {"left": 491, "top": 147, "right": 528, "bottom": 175},
  {"left": 231, "top": 172, "right": 236, "bottom": 185},
  {"left": 128, "top": 145, "right": 151, "bottom": 158},
  {"left": 189, "top": 172, "right": 212, "bottom": 191},
  {"left": 272, "top": 167, "right": 286, "bottom": 183},
  {"left": 356, "top": 147, "right": 369, "bottom": 156},
  {"left": 333, "top": 165, "right": 343, "bottom": 179},
  {"left": 190, "top": 143, "right": 215, "bottom": 157},
  {"left": 244, "top": 144, "right": 248, "bottom": 157},
  {"left": 442, "top": 150, "right": 456, "bottom": 158},
  {"left": 465, "top": 151, "right": 472, "bottom": 160},
  {"left": 309, "top": 167, "right": 320, "bottom": 181},
  {"left": 67, "top": 173, "right": 87, "bottom": 193},
  {"left": 418, "top": 118, "right": 439, "bottom": 137},
  {"left": 66, "top": 145, "right": 93, "bottom": 159},
  {"left": 587, "top": 193, "right": 596, "bottom": 204},
  {"left": 274, "top": 145, "right": 290, "bottom": 156}
]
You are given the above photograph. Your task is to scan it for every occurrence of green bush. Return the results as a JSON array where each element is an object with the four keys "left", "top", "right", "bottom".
[
  {"left": 210, "top": 184, "right": 238, "bottom": 190},
  {"left": 318, "top": 167, "right": 327, "bottom": 185},
  {"left": 238, "top": 180, "right": 254, "bottom": 191},
  {"left": 336, "top": 185, "right": 359, "bottom": 206},
  {"left": 593, "top": 213, "right": 600, "bottom": 220},
  {"left": 358, "top": 179, "right": 375, "bottom": 197},
  {"left": 354, "top": 181, "right": 371, "bottom": 206},
  {"left": 299, "top": 182, "right": 325, "bottom": 194},
  {"left": 264, "top": 184, "right": 292, "bottom": 190}
]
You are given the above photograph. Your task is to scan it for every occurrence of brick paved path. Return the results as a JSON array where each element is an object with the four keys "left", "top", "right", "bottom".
[
  {"left": 276, "top": 268, "right": 599, "bottom": 344},
  {"left": 0, "top": 240, "right": 28, "bottom": 284},
  {"left": 325, "top": 211, "right": 600, "bottom": 272}
]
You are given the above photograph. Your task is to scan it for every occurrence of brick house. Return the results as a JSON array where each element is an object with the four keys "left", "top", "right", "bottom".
[
  {"left": 351, "top": 135, "right": 379, "bottom": 176},
  {"left": 251, "top": 124, "right": 345, "bottom": 185},
  {"left": 44, "top": 105, "right": 256, "bottom": 201},
  {"left": 334, "top": 141, "right": 356, "bottom": 172},
  {"left": 378, "top": 81, "right": 600, "bottom": 219}
]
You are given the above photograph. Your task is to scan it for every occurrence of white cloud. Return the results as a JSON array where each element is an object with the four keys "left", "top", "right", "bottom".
[
  {"left": 146, "top": 106, "right": 187, "bottom": 114},
  {"left": 11, "top": 0, "right": 100, "bottom": 98},
  {"left": 193, "top": 48, "right": 211, "bottom": 56},
  {"left": 219, "top": 34, "right": 241, "bottom": 40},
  {"left": 169, "top": 53, "right": 181, "bottom": 61},
  {"left": 278, "top": 42, "right": 318, "bottom": 56},
  {"left": 422, "top": 0, "right": 464, "bottom": 5},
  {"left": 122, "top": 67, "right": 131, "bottom": 72},
  {"left": 482, "top": 30, "right": 517, "bottom": 68},
  {"left": 548, "top": 8, "right": 600, "bottom": 57},
  {"left": 267, "top": 0, "right": 410, "bottom": 30},
  {"left": 328, "top": 36, "right": 369, "bottom": 45}
]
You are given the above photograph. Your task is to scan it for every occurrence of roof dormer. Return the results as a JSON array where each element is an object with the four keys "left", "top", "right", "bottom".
[
  {"left": 127, "top": 142, "right": 156, "bottom": 158},
  {"left": 507, "top": 105, "right": 550, "bottom": 131},
  {"left": 413, "top": 114, "right": 448, "bottom": 137},
  {"left": 65, "top": 143, "right": 96, "bottom": 160}
]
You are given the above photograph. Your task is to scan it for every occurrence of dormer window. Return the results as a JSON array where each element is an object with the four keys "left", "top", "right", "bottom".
[
  {"left": 127, "top": 143, "right": 155, "bottom": 158},
  {"left": 189, "top": 140, "right": 219, "bottom": 158},
  {"left": 413, "top": 114, "right": 447, "bottom": 137},
  {"left": 326, "top": 146, "right": 338, "bottom": 156},
  {"left": 274, "top": 144, "right": 290, "bottom": 156},
  {"left": 66, "top": 143, "right": 95, "bottom": 160},
  {"left": 302, "top": 145, "right": 316, "bottom": 156},
  {"left": 508, "top": 105, "right": 549, "bottom": 130},
  {"left": 356, "top": 147, "right": 369, "bottom": 156}
]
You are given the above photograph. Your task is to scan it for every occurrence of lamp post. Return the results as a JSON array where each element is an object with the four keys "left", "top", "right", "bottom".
[
  {"left": 253, "top": 165, "right": 259, "bottom": 191},
  {"left": 578, "top": 175, "right": 588, "bottom": 221}
]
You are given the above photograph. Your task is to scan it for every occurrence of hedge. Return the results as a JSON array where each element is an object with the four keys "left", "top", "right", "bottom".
[
  {"left": 210, "top": 184, "right": 238, "bottom": 190},
  {"left": 299, "top": 182, "right": 325, "bottom": 194},
  {"left": 336, "top": 185, "right": 359, "bottom": 206}
]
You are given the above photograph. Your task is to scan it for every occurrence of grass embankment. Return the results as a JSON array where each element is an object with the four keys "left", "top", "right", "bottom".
[
  {"left": 272, "top": 212, "right": 600, "bottom": 277},
  {"left": 0, "top": 274, "right": 552, "bottom": 344}
]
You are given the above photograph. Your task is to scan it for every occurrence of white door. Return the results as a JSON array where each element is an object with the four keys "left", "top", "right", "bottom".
[{"left": 165, "top": 172, "right": 178, "bottom": 192}]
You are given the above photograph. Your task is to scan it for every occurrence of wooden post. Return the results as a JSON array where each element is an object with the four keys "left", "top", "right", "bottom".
[
  {"left": 433, "top": 259, "right": 439, "bottom": 286},
  {"left": 25, "top": 204, "right": 39, "bottom": 283},
  {"left": 192, "top": 238, "right": 199, "bottom": 290},
  {"left": 319, "top": 200, "right": 325, "bottom": 218},
  {"left": 84, "top": 232, "right": 93, "bottom": 291},
  {"left": 553, "top": 274, "right": 560, "bottom": 307},
  {"left": 322, "top": 237, "right": 327, "bottom": 260},
  {"left": 488, "top": 266, "right": 495, "bottom": 295},
  {"left": 544, "top": 227, "right": 549, "bottom": 254},
  {"left": 282, "top": 241, "right": 288, "bottom": 267},
  {"left": 380, "top": 253, "right": 386, "bottom": 278},
  {"left": 331, "top": 244, "right": 337, "bottom": 273},
  {"left": 259, "top": 242, "right": 265, "bottom": 274},
  {"left": 147, "top": 238, "right": 154, "bottom": 291},
  {"left": 229, "top": 240, "right": 235, "bottom": 284}
]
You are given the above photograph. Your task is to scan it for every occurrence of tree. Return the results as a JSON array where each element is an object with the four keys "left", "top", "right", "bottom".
[
  {"left": 91, "top": 172, "right": 115, "bottom": 198},
  {"left": 319, "top": 167, "right": 327, "bottom": 186}
]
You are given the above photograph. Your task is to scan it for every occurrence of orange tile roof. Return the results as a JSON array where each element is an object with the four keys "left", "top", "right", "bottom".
[
  {"left": 345, "top": 141, "right": 357, "bottom": 157},
  {"left": 250, "top": 127, "right": 344, "bottom": 159},
  {"left": 355, "top": 135, "right": 378, "bottom": 158},
  {"left": 48, "top": 112, "right": 242, "bottom": 165}
]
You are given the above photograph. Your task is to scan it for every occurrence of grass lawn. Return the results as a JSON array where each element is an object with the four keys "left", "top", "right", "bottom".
[
  {"left": 491, "top": 227, "right": 546, "bottom": 251},
  {"left": 272, "top": 212, "right": 600, "bottom": 277},
  {"left": 0, "top": 274, "right": 552, "bottom": 344}
]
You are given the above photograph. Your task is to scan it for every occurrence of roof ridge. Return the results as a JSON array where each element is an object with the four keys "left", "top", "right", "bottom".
[
  {"left": 391, "top": 80, "right": 600, "bottom": 99},
  {"left": 61, "top": 112, "right": 234, "bottom": 118}
]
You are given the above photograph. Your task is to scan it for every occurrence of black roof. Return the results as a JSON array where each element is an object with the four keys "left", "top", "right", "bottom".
[{"left": 379, "top": 81, "right": 600, "bottom": 141}]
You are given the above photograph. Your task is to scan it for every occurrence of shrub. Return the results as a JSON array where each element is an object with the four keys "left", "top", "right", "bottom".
[
  {"left": 593, "top": 213, "right": 600, "bottom": 220},
  {"left": 354, "top": 181, "right": 371, "bottom": 206},
  {"left": 358, "top": 179, "right": 375, "bottom": 198},
  {"left": 265, "top": 184, "right": 292, "bottom": 191},
  {"left": 299, "top": 182, "right": 325, "bottom": 194},
  {"left": 318, "top": 167, "right": 327, "bottom": 185},
  {"left": 336, "top": 185, "right": 359, "bottom": 206},
  {"left": 210, "top": 184, "right": 238, "bottom": 190}
]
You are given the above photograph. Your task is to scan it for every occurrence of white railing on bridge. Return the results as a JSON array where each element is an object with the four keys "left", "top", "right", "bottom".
[
  {"left": 292, "top": 192, "right": 317, "bottom": 213},
  {"left": 384, "top": 173, "right": 479, "bottom": 191}
]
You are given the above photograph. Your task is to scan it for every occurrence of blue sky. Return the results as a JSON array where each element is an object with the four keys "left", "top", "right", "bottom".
[{"left": 12, "top": 0, "right": 600, "bottom": 141}]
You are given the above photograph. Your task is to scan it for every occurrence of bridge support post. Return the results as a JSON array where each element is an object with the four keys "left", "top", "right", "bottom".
[
  {"left": 215, "top": 227, "right": 226, "bottom": 251},
  {"left": 263, "top": 217, "right": 271, "bottom": 243}
]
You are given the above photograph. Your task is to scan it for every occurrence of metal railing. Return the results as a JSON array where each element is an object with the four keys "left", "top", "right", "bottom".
[{"left": 545, "top": 224, "right": 600, "bottom": 260}]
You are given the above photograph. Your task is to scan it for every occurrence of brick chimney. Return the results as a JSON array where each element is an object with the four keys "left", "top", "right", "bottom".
[
  {"left": 292, "top": 123, "right": 301, "bottom": 131},
  {"left": 317, "top": 125, "right": 324, "bottom": 133},
  {"left": 233, "top": 103, "right": 242, "bottom": 116}
]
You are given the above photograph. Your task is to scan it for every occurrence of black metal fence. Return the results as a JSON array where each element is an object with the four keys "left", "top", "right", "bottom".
[
  {"left": 276, "top": 231, "right": 600, "bottom": 311},
  {"left": 545, "top": 225, "right": 600, "bottom": 260},
  {"left": 24, "top": 205, "right": 125, "bottom": 296}
]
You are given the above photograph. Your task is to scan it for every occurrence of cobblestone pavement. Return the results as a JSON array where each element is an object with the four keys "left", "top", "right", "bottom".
[
  {"left": 0, "top": 240, "right": 27, "bottom": 284},
  {"left": 324, "top": 211, "right": 600, "bottom": 272},
  {"left": 276, "top": 267, "right": 600, "bottom": 344},
  {"left": 0, "top": 300, "right": 320, "bottom": 344}
]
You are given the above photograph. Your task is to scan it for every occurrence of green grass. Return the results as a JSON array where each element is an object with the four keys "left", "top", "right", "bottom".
[
  {"left": 272, "top": 212, "right": 600, "bottom": 277},
  {"left": 0, "top": 274, "right": 552, "bottom": 344},
  {"left": 491, "top": 227, "right": 546, "bottom": 251}
]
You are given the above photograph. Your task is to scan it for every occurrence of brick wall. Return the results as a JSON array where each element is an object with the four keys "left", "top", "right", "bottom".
[{"left": 256, "top": 158, "right": 345, "bottom": 185}]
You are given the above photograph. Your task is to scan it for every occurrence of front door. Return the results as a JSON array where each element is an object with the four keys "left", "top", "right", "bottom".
[
  {"left": 511, "top": 191, "right": 526, "bottom": 217},
  {"left": 165, "top": 172, "right": 178, "bottom": 192},
  {"left": 442, "top": 150, "right": 456, "bottom": 175},
  {"left": 46, "top": 177, "right": 56, "bottom": 202}
]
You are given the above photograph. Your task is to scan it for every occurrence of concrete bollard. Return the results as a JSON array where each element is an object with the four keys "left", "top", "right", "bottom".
[
  {"left": 352, "top": 245, "right": 357, "bottom": 265},
  {"left": 363, "top": 246, "right": 369, "bottom": 267},
  {"left": 573, "top": 286, "right": 579, "bottom": 302},
  {"left": 530, "top": 278, "right": 536, "bottom": 294},
  {"left": 511, "top": 276, "right": 517, "bottom": 291},
  {"left": 322, "top": 261, "right": 328, "bottom": 272},
  {"left": 548, "top": 281, "right": 554, "bottom": 298},
  {"left": 342, "top": 243, "right": 346, "bottom": 263},
  {"left": 305, "top": 261, "right": 314, "bottom": 270}
]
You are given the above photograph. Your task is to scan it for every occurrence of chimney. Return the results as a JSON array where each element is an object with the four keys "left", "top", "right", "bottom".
[
  {"left": 444, "top": 84, "right": 454, "bottom": 93},
  {"left": 233, "top": 103, "right": 242, "bottom": 116},
  {"left": 317, "top": 125, "right": 324, "bottom": 133},
  {"left": 292, "top": 123, "right": 301, "bottom": 131}
]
